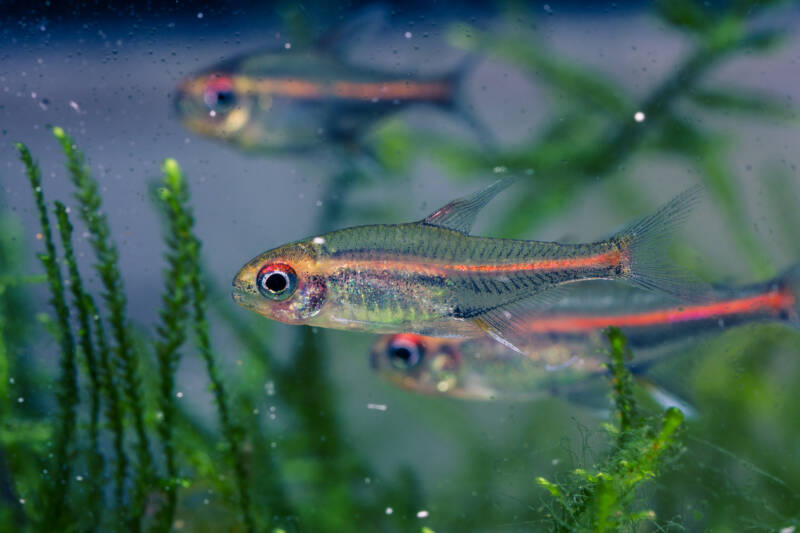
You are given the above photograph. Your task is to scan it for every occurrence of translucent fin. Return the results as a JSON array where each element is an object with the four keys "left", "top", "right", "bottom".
[
  {"left": 422, "top": 178, "right": 515, "bottom": 234},
  {"left": 470, "top": 286, "right": 582, "bottom": 354},
  {"left": 315, "top": 5, "right": 386, "bottom": 56},
  {"left": 776, "top": 262, "right": 800, "bottom": 328},
  {"left": 635, "top": 378, "right": 698, "bottom": 419},
  {"left": 614, "top": 185, "right": 711, "bottom": 302}
]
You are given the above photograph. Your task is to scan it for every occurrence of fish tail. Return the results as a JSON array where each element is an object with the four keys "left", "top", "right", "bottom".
[
  {"left": 775, "top": 263, "right": 800, "bottom": 328},
  {"left": 614, "top": 185, "right": 710, "bottom": 302}
]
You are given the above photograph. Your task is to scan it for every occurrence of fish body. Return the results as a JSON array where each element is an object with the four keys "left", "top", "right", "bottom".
[
  {"left": 175, "top": 49, "right": 459, "bottom": 152},
  {"left": 233, "top": 180, "right": 706, "bottom": 349},
  {"left": 370, "top": 266, "right": 800, "bottom": 400}
]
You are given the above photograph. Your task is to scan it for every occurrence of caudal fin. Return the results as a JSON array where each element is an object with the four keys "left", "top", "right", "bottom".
[
  {"left": 776, "top": 263, "right": 800, "bottom": 328},
  {"left": 614, "top": 185, "right": 711, "bottom": 302}
]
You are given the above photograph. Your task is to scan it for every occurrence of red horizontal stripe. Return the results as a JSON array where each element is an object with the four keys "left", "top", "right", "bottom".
[{"left": 523, "top": 290, "right": 795, "bottom": 334}]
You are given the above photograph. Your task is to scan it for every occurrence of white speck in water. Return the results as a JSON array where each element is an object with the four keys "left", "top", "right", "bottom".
[
  {"left": 367, "top": 403, "right": 387, "bottom": 411},
  {"left": 270, "top": 441, "right": 277, "bottom": 448},
  {"left": 209, "top": 110, "right": 216, "bottom": 117},
  {"left": 69, "top": 100, "right": 81, "bottom": 113},
  {"left": 197, "top": 12, "right": 204, "bottom": 18},
  {"left": 284, "top": 42, "right": 292, "bottom": 50},
  {"left": 313, "top": 236, "right": 325, "bottom": 245},
  {"left": 76, "top": 475, "right": 83, "bottom": 482},
  {"left": 385, "top": 507, "right": 393, "bottom": 515},
  {"left": 780, "top": 527, "right": 796, "bottom": 533},
  {"left": 552, "top": 458, "right": 560, "bottom": 466},
  {"left": 156, "top": 411, "right": 164, "bottom": 420},
  {"left": 493, "top": 165, "right": 507, "bottom": 174},
  {"left": 9, "top": 377, "right": 14, "bottom": 384},
  {"left": 544, "top": 4, "right": 553, "bottom": 13},
  {"left": 19, "top": 498, "right": 25, "bottom": 504},
  {"left": 31, "top": 92, "right": 37, "bottom": 99},
  {"left": 364, "top": 477, "right": 371, "bottom": 484},
  {"left": 634, "top": 111, "right": 646, "bottom": 122},
  {"left": 315, "top": 200, "right": 323, "bottom": 207},
  {"left": 404, "top": 31, "right": 412, "bottom": 39},
  {"left": 176, "top": 392, "right": 183, "bottom": 398},
  {"left": 416, "top": 510, "right": 429, "bottom": 518},
  {"left": 265, "top": 381, "right": 275, "bottom": 395},
  {"left": 17, "top": 397, "right": 24, "bottom": 403}
]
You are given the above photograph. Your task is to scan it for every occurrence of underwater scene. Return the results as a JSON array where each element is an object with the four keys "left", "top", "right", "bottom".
[{"left": 2, "top": 1, "right": 800, "bottom": 531}]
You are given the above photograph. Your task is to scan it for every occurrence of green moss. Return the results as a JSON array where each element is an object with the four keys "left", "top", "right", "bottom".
[
  {"left": 17, "top": 143, "right": 79, "bottom": 530},
  {"left": 535, "top": 328, "right": 685, "bottom": 532}
]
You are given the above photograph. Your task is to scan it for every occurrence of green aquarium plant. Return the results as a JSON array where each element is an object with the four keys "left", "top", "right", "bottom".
[{"left": 536, "top": 328, "right": 685, "bottom": 532}]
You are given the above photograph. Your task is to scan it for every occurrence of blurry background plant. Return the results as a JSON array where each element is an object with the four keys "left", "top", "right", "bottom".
[{"left": 1, "top": 0, "right": 800, "bottom": 531}]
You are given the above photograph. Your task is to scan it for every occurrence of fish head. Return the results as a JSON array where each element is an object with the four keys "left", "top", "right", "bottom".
[
  {"left": 175, "top": 72, "right": 255, "bottom": 144},
  {"left": 232, "top": 240, "right": 328, "bottom": 324},
  {"left": 370, "top": 334, "right": 465, "bottom": 396}
]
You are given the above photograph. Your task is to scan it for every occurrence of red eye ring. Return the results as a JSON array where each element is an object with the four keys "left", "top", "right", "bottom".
[
  {"left": 387, "top": 334, "right": 426, "bottom": 370},
  {"left": 256, "top": 263, "right": 297, "bottom": 301}
]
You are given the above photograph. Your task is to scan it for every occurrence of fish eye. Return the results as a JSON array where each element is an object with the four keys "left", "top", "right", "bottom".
[
  {"left": 203, "top": 76, "right": 237, "bottom": 114},
  {"left": 256, "top": 263, "right": 298, "bottom": 301},
  {"left": 387, "top": 335, "right": 425, "bottom": 370}
]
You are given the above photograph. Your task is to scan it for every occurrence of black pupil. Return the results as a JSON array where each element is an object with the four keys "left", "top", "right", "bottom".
[
  {"left": 390, "top": 345, "right": 420, "bottom": 368},
  {"left": 265, "top": 273, "right": 287, "bottom": 292},
  {"left": 215, "top": 90, "right": 234, "bottom": 107}
]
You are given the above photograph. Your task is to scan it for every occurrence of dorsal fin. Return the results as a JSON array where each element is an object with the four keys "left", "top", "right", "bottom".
[
  {"left": 422, "top": 178, "right": 515, "bottom": 234},
  {"left": 314, "top": 5, "right": 386, "bottom": 57}
]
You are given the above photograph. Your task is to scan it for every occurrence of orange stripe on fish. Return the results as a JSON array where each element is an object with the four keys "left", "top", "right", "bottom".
[
  {"left": 227, "top": 75, "right": 449, "bottom": 101},
  {"left": 331, "top": 81, "right": 451, "bottom": 101},
  {"left": 523, "top": 289, "right": 795, "bottom": 334},
  {"left": 319, "top": 251, "right": 621, "bottom": 277},
  {"left": 441, "top": 250, "right": 623, "bottom": 273}
]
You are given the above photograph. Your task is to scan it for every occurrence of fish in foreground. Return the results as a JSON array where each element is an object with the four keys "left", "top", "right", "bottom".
[
  {"left": 174, "top": 25, "right": 475, "bottom": 152},
  {"left": 370, "top": 266, "right": 800, "bottom": 402},
  {"left": 233, "top": 179, "right": 707, "bottom": 351}
]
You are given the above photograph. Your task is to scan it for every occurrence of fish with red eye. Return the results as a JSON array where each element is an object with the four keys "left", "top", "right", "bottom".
[
  {"left": 370, "top": 266, "right": 800, "bottom": 404},
  {"left": 371, "top": 333, "right": 464, "bottom": 396},
  {"left": 233, "top": 180, "right": 711, "bottom": 352},
  {"left": 173, "top": 35, "right": 478, "bottom": 153}
]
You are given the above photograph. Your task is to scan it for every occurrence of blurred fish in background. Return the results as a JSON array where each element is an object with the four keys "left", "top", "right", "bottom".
[
  {"left": 174, "top": 8, "right": 483, "bottom": 154},
  {"left": 371, "top": 265, "right": 800, "bottom": 402}
]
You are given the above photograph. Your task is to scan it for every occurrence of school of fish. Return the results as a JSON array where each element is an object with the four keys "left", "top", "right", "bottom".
[{"left": 175, "top": 23, "right": 798, "bottom": 410}]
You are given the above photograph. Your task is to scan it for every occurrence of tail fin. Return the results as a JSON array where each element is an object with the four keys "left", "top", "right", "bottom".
[
  {"left": 614, "top": 185, "right": 711, "bottom": 302},
  {"left": 776, "top": 263, "right": 800, "bottom": 328}
]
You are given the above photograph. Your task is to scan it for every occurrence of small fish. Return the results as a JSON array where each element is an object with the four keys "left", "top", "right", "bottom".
[
  {"left": 232, "top": 180, "right": 707, "bottom": 351},
  {"left": 370, "top": 266, "right": 800, "bottom": 402},
  {"left": 174, "top": 22, "right": 474, "bottom": 152}
]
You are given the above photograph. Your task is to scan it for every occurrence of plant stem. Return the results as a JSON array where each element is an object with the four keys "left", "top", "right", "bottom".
[{"left": 16, "top": 143, "right": 78, "bottom": 530}]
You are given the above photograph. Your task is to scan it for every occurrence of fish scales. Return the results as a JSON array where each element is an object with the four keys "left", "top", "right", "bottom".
[
  {"left": 233, "top": 181, "right": 709, "bottom": 348},
  {"left": 371, "top": 267, "right": 800, "bottom": 401}
]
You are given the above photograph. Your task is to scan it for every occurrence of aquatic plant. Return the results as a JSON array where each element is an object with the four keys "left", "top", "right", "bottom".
[
  {"left": 536, "top": 328, "right": 685, "bottom": 532},
  {"left": 16, "top": 144, "right": 79, "bottom": 530},
  {"left": 2, "top": 0, "right": 799, "bottom": 530}
]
